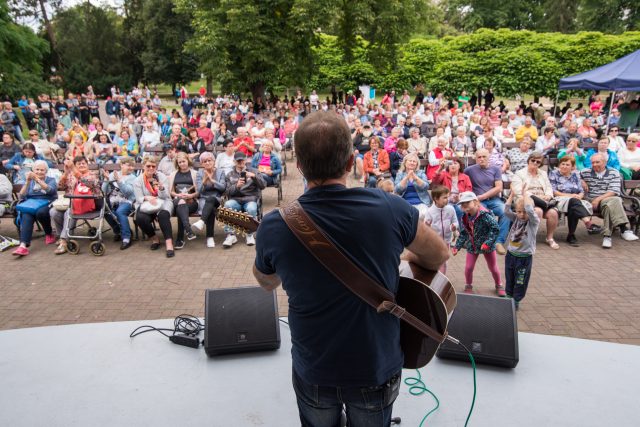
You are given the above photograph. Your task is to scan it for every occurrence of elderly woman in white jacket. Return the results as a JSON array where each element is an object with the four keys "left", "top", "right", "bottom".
[
  {"left": 133, "top": 156, "right": 175, "bottom": 257},
  {"left": 511, "top": 151, "right": 560, "bottom": 250}
]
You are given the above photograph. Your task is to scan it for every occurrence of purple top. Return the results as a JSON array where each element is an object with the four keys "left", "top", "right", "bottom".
[{"left": 465, "top": 164, "right": 502, "bottom": 197}]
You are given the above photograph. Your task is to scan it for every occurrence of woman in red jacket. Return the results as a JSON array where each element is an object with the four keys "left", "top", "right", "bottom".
[
  {"left": 363, "top": 137, "right": 390, "bottom": 188},
  {"left": 431, "top": 157, "right": 472, "bottom": 222}
]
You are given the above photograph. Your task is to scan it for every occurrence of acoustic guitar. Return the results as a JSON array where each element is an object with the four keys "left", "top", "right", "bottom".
[{"left": 216, "top": 206, "right": 457, "bottom": 369}]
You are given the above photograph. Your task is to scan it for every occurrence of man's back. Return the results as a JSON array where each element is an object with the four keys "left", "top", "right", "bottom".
[{"left": 255, "top": 185, "right": 418, "bottom": 387}]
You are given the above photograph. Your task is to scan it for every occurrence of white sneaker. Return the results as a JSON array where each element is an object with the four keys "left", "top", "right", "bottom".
[
  {"left": 602, "top": 236, "right": 612, "bottom": 248},
  {"left": 621, "top": 230, "right": 639, "bottom": 241},
  {"left": 192, "top": 220, "right": 205, "bottom": 232},
  {"left": 206, "top": 237, "right": 215, "bottom": 248},
  {"left": 222, "top": 234, "right": 237, "bottom": 248},
  {"left": 246, "top": 233, "right": 256, "bottom": 246}
]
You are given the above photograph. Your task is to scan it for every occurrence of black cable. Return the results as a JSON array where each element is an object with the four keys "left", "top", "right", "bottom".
[
  {"left": 173, "top": 314, "right": 204, "bottom": 336},
  {"left": 279, "top": 318, "right": 289, "bottom": 326},
  {"left": 129, "top": 325, "right": 175, "bottom": 339},
  {"left": 129, "top": 314, "right": 204, "bottom": 340}
]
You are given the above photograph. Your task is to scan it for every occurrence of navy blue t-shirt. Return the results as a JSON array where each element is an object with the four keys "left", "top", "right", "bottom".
[{"left": 255, "top": 185, "right": 418, "bottom": 387}]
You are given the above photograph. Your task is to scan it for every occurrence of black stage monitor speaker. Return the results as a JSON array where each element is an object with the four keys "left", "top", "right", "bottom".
[
  {"left": 437, "top": 293, "right": 519, "bottom": 368},
  {"left": 204, "top": 286, "right": 281, "bottom": 357}
]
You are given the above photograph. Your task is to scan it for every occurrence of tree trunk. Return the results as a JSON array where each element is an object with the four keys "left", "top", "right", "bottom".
[
  {"left": 250, "top": 81, "right": 266, "bottom": 106},
  {"left": 206, "top": 76, "right": 213, "bottom": 96},
  {"left": 39, "top": 0, "right": 60, "bottom": 68}
]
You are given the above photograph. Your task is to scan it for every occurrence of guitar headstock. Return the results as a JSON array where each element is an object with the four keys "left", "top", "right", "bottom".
[{"left": 216, "top": 207, "right": 260, "bottom": 236}]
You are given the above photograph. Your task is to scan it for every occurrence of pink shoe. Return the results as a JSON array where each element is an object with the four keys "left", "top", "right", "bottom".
[
  {"left": 12, "top": 246, "right": 30, "bottom": 257},
  {"left": 495, "top": 284, "right": 506, "bottom": 297},
  {"left": 45, "top": 235, "right": 57, "bottom": 245},
  {"left": 464, "top": 284, "right": 474, "bottom": 294}
]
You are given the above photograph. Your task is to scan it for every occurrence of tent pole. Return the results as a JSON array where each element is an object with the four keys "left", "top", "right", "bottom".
[
  {"left": 552, "top": 90, "right": 559, "bottom": 118},
  {"left": 604, "top": 90, "right": 616, "bottom": 134}
]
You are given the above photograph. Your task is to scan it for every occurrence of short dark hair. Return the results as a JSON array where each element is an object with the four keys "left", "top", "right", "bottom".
[
  {"left": 295, "top": 111, "right": 352, "bottom": 181},
  {"left": 73, "top": 155, "right": 88, "bottom": 164},
  {"left": 430, "top": 185, "right": 450, "bottom": 200}
]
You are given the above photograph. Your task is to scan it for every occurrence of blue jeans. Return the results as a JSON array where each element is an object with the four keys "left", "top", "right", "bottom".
[
  {"left": 223, "top": 199, "right": 258, "bottom": 234},
  {"left": 451, "top": 202, "right": 464, "bottom": 224},
  {"left": 505, "top": 252, "right": 533, "bottom": 303},
  {"left": 19, "top": 205, "right": 53, "bottom": 245},
  {"left": 481, "top": 197, "right": 510, "bottom": 244},
  {"left": 292, "top": 368, "right": 401, "bottom": 427},
  {"left": 105, "top": 202, "right": 133, "bottom": 240}
]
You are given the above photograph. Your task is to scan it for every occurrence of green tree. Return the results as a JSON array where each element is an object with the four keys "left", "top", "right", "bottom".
[
  {"left": 121, "top": 0, "right": 146, "bottom": 88},
  {"left": 140, "top": 0, "right": 198, "bottom": 93},
  {"left": 577, "top": 0, "right": 640, "bottom": 33},
  {"left": 540, "top": 0, "right": 578, "bottom": 33},
  {"left": 53, "top": 3, "right": 134, "bottom": 94},
  {"left": 443, "top": 0, "right": 543, "bottom": 32},
  {"left": 178, "top": 0, "right": 325, "bottom": 102},
  {"left": 0, "top": 0, "right": 50, "bottom": 98},
  {"left": 323, "top": 0, "right": 438, "bottom": 67}
]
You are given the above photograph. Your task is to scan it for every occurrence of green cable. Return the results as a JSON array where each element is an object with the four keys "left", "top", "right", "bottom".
[
  {"left": 403, "top": 369, "right": 440, "bottom": 427},
  {"left": 463, "top": 348, "right": 477, "bottom": 427},
  {"left": 405, "top": 346, "right": 476, "bottom": 427}
]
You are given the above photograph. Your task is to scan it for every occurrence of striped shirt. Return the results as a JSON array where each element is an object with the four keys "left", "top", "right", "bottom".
[{"left": 580, "top": 168, "right": 621, "bottom": 200}]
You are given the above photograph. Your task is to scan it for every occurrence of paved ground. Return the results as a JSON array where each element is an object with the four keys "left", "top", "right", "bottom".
[{"left": 1, "top": 152, "right": 640, "bottom": 345}]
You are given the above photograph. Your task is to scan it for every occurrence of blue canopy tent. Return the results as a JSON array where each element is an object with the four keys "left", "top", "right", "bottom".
[
  {"left": 558, "top": 49, "right": 640, "bottom": 91},
  {"left": 556, "top": 49, "right": 640, "bottom": 130}
]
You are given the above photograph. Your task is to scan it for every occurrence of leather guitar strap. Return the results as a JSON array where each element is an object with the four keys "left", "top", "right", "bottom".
[{"left": 279, "top": 200, "right": 446, "bottom": 344}]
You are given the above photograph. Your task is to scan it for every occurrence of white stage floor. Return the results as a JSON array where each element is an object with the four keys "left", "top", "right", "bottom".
[{"left": 0, "top": 319, "right": 638, "bottom": 426}]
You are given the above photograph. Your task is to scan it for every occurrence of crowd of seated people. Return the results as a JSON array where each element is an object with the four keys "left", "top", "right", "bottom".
[{"left": 1, "top": 87, "right": 640, "bottom": 259}]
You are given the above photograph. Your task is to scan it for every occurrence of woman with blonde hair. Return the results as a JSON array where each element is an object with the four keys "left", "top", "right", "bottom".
[
  {"left": 192, "top": 151, "right": 225, "bottom": 248},
  {"left": 394, "top": 153, "right": 431, "bottom": 220},
  {"left": 251, "top": 140, "right": 282, "bottom": 186}
]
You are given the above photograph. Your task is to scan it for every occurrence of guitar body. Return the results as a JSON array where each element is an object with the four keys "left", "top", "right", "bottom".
[{"left": 398, "top": 261, "right": 457, "bottom": 369}]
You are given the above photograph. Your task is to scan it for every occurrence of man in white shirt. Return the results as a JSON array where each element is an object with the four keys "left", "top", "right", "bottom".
[{"left": 139, "top": 123, "right": 161, "bottom": 151}]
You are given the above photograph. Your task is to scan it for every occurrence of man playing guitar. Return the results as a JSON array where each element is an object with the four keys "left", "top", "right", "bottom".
[{"left": 253, "top": 111, "right": 449, "bottom": 427}]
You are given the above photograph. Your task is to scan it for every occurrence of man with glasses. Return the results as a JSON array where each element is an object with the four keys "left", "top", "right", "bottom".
[{"left": 465, "top": 148, "right": 511, "bottom": 254}]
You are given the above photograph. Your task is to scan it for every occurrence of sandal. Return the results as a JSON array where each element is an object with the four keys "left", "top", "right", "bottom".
[{"left": 546, "top": 238, "right": 560, "bottom": 250}]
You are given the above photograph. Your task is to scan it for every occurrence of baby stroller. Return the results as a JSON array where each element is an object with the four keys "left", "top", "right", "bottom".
[{"left": 63, "top": 168, "right": 111, "bottom": 256}]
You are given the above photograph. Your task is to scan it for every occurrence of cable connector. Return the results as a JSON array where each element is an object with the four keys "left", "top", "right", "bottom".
[{"left": 170, "top": 334, "right": 201, "bottom": 349}]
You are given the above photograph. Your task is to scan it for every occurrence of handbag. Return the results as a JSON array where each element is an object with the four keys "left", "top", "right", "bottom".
[
  {"left": 71, "top": 182, "right": 96, "bottom": 215},
  {"left": 52, "top": 193, "right": 70, "bottom": 212},
  {"left": 279, "top": 201, "right": 456, "bottom": 369},
  {"left": 16, "top": 198, "right": 50, "bottom": 215},
  {"left": 139, "top": 200, "right": 162, "bottom": 214}
]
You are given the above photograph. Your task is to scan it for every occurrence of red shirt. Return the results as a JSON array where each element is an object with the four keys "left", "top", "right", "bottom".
[
  {"left": 197, "top": 127, "right": 214, "bottom": 145},
  {"left": 233, "top": 136, "right": 255, "bottom": 156}
]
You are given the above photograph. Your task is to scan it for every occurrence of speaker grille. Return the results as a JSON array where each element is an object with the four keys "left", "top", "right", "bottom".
[
  {"left": 204, "top": 287, "right": 281, "bottom": 356},
  {"left": 437, "top": 294, "right": 518, "bottom": 368}
]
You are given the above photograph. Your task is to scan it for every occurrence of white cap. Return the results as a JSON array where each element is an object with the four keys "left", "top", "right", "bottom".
[{"left": 457, "top": 191, "right": 478, "bottom": 204}]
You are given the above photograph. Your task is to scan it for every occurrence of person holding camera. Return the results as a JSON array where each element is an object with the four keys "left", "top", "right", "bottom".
[
  {"left": 431, "top": 157, "right": 473, "bottom": 222},
  {"left": 133, "top": 156, "right": 175, "bottom": 257},
  {"left": 222, "top": 151, "right": 266, "bottom": 248}
]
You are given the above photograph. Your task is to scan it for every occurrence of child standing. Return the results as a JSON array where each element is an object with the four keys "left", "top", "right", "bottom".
[
  {"left": 504, "top": 184, "right": 540, "bottom": 309},
  {"left": 453, "top": 191, "right": 505, "bottom": 295},
  {"left": 425, "top": 185, "right": 459, "bottom": 273}
]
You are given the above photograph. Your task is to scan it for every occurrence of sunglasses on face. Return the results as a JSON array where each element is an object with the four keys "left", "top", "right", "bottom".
[
  {"left": 529, "top": 159, "right": 542, "bottom": 165},
  {"left": 145, "top": 165, "right": 157, "bottom": 169}
]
